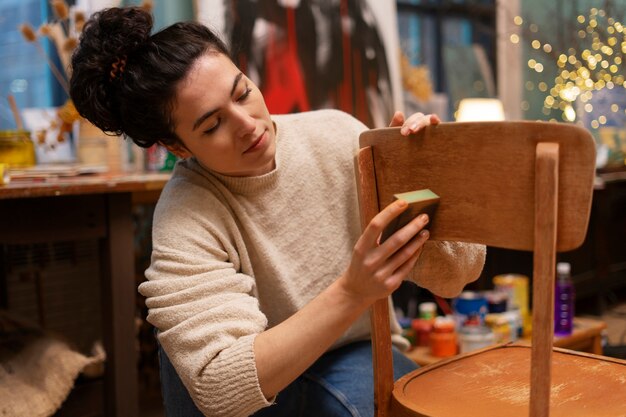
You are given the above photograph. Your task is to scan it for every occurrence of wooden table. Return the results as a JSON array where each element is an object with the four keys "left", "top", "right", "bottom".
[
  {"left": 406, "top": 316, "right": 607, "bottom": 366},
  {"left": 0, "top": 171, "right": 169, "bottom": 417}
]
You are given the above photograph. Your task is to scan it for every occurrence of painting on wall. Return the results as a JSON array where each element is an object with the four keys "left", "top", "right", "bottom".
[{"left": 194, "top": 0, "right": 402, "bottom": 128}]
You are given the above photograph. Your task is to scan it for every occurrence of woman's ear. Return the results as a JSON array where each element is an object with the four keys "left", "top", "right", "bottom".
[{"left": 161, "top": 141, "right": 192, "bottom": 159}]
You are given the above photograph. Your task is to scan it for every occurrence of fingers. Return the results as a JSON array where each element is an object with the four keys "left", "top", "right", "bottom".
[
  {"left": 359, "top": 199, "right": 409, "bottom": 246},
  {"left": 349, "top": 200, "right": 431, "bottom": 301},
  {"left": 374, "top": 207, "right": 430, "bottom": 287},
  {"left": 388, "top": 111, "right": 405, "bottom": 127},
  {"left": 399, "top": 112, "right": 441, "bottom": 135},
  {"left": 381, "top": 230, "right": 429, "bottom": 285},
  {"left": 383, "top": 244, "right": 424, "bottom": 291},
  {"left": 379, "top": 212, "right": 429, "bottom": 252},
  {"left": 370, "top": 211, "right": 429, "bottom": 288}
]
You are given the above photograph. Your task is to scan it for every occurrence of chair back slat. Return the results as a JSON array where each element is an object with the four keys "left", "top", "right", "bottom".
[{"left": 358, "top": 122, "right": 595, "bottom": 251}]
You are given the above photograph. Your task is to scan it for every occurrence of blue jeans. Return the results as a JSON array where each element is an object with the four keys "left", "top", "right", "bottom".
[{"left": 157, "top": 339, "right": 418, "bottom": 417}]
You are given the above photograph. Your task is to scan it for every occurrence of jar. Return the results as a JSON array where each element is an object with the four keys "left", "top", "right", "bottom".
[
  {"left": 0, "top": 130, "right": 35, "bottom": 168},
  {"left": 452, "top": 291, "right": 488, "bottom": 328},
  {"left": 430, "top": 316, "right": 457, "bottom": 357},
  {"left": 458, "top": 325, "right": 496, "bottom": 353}
]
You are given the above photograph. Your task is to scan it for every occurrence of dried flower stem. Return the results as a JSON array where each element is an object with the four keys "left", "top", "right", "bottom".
[
  {"left": 7, "top": 95, "right": 24, "bottom": 130},
  {"left": 34, "top": 41, "right": 69, "bottom": 94},
  {"left": 51, "top": 0, "right": 70, "bottom": 34},
  {"left": 45, "top": 23, "right": 72, "bottom": 79},
  {"left": 20, "top": 22, "right": 69, "bottom": 93}
]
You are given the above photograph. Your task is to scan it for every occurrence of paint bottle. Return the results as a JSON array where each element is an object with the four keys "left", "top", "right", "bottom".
[
  {"left": 412, "top": 318, "right": 433, "bottom": 347},
  {"left": 554, "top": 262, "right": 575, "bottom": 336},
  {"left": 419, "top": 302, "right": 437, "bottom": 320},
  {"left": 493, "top": 274, "right": 531, "bottom": 336},
  {"left": 430, "top": 316, "right": 457, "bottom": 357},
  {"left": 452, "top": 291, "right": 488, "bottom": 329}
]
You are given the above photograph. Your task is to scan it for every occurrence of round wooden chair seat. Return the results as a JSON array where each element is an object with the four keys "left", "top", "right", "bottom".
[{"left": 391, "top": 344, "right": 626, "bottom": 417}]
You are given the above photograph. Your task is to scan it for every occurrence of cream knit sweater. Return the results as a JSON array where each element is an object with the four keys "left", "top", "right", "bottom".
[{"left": 139, "top": 109, "right": 485, "bottom": 416}]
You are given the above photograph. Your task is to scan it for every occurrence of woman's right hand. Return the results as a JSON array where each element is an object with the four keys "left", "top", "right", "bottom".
[{"left": 338, "top": 199, "right": 430, "bottom": 304}]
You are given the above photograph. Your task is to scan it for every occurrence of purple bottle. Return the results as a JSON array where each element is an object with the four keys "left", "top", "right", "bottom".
[{"left": 554, "top": 262, "right": 575, "bottom": 336}]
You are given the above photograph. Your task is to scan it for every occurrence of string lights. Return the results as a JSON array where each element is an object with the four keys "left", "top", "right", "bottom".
[{"left": 513, "top": 7, "right": 626, "bottom": 129}]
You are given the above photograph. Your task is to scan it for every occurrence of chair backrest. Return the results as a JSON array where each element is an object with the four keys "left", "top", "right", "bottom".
[{"left": 356, "top": 121, "right": 596, "bottom": 417}]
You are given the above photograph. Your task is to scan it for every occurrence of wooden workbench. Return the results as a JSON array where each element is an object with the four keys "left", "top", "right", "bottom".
[{"left": 0, "top": 171, "right": 169, "bottom": 417}]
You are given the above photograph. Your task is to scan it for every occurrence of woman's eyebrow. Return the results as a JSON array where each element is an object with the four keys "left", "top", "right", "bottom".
[
  {"left": 192, "top": 72, "right": 244, "bottom": 131},
  {"left": 230, "top": 72, "right": 243, "bottom": 97}
]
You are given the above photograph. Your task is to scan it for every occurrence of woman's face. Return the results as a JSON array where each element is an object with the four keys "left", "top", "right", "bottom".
[{"left": 169, "top": 52, "right": 276, "bottom": 177}]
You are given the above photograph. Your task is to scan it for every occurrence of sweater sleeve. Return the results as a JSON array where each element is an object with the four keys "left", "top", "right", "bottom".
[
  {"left": 138, "top": 181, "right": 273, "bottom": 417},
  {"left": 409, "top": 241, "right": 486, "bottom": 297}
]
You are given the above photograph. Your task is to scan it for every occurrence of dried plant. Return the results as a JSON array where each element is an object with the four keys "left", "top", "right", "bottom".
[
  {"left": 19, "top": 0, "right": 152, "bottom": 148},
  {"left": 19, "top": 1, "right": 154, "bottom": 90},
  {"left": 17, "top": 1, "right": 153, "bottom": 152},
  {"left": 18, "top": 1, "right": 81, "bottom": 94}
]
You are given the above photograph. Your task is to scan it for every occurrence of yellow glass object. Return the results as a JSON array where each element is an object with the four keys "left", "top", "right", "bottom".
[{"left": 0, "top": 130, "right": 35, "bottom": 168}]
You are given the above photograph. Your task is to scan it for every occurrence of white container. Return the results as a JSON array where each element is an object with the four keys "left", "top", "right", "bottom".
[{"left": 458, "top": 325, "right": 496, "bottom": 353}]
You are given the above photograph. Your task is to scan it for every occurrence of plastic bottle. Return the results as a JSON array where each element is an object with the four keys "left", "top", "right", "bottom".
[{"left": 554, "top": 262, "right": 575, "bottom": 336}]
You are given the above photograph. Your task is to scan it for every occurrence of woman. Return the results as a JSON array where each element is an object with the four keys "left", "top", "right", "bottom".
[{"left": 70, "top": 7, "right": 485, "bottom": 417}]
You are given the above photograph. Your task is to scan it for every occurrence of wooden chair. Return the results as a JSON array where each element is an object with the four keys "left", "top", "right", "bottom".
[{"left": 356, "top": 122, "right": 626, "bottom": 417}]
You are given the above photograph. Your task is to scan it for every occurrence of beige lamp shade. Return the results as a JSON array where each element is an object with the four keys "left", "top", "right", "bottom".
[{"left": 456, "top": 98, "right": 505, "bottom": 122}]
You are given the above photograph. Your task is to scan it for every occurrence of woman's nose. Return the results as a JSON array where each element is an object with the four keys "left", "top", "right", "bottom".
[{"left": 233, "top": 107, "right": 256, "bottom": 136}]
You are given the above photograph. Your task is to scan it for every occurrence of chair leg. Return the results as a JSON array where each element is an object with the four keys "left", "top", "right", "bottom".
[
  {"left": 371, "top": 299, "right": 394, "bottom": 417},
  {"left": 530, "top": 142, "right": 560, "bottom": 417}
]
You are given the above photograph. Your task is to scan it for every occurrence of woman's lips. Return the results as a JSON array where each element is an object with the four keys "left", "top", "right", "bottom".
[{"left": 244, "top": 130, "right": 267, "bottom": 154}]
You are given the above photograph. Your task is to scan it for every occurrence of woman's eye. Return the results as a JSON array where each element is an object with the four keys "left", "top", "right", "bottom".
[
  {"left": 203, "top": 118, "right": 220, "bottom": 135},
  {"left": 238, "top": 87, "right": 252, "bottom": 102}
]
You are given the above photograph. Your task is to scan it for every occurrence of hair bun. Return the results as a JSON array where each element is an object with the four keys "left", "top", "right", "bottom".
[
  {"left": 70, "top": 7, "right": 153, "bottom": 133},
  {"left": 88, "top": 7, "right": 153, "bottom": 60}
]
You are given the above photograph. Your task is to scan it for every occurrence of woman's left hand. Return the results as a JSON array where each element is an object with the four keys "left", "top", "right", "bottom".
[{"left": 389, "top": 111, "right": 441, "bottom": 136}]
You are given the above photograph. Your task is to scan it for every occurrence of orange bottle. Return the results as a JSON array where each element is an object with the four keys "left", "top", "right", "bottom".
[{"left": 430, "top": 317, "right": 457, "bottom": 357}]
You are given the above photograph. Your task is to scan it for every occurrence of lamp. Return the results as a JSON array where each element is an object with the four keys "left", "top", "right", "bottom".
[{"left": 456, "top": 98, "right": 505, "bottom": 122}]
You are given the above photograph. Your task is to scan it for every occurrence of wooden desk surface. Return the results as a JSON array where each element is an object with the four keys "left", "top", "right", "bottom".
[
  {"left": 406, "top": 316, "right": 607, "bottom": 366},
  {"left": 0, "top": 171, "right": 170, "bottom": 200},
  {"left": 552, "top": 316, "right": 607, "bottom": 353}
]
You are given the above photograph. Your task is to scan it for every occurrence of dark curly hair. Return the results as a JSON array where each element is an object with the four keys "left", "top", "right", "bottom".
[{"left": 69, "top": 7, "right": 229, "bottom": 148}]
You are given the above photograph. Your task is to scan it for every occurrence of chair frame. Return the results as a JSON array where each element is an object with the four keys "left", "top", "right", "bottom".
[{"left": 356, "top": 121, "right": 597, "bottom": 417}]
